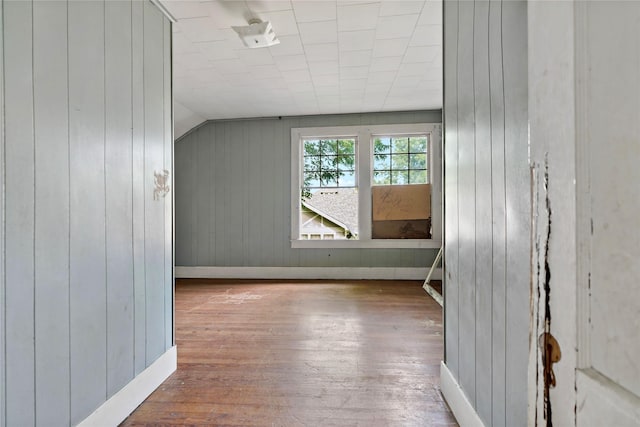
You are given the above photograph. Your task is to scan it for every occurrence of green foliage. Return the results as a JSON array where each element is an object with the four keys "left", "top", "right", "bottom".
[
  {"left": 373, "top": 136, "right": 429, "bottom": 185},
  {"left": 302, "top": 138, "right": 356, "bottom": 200},
  {"left": 410, "top": 136, "right": 427, "bottom": 152},
  {"left": 302, "top": 135, "right": 429, "bottom": 198}
]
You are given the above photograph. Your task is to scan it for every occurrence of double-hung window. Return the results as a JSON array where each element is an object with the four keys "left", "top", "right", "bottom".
[{"left": 291, "top": 123, "right": 441, "bottom": 248}]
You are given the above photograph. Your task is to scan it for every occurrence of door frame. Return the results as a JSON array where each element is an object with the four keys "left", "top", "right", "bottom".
[
  {"left": 529, "top": 2, "right": 640, "bottom": 426},
  {"left": 528, "top": 2, "right": 579, "bottom": 426}
]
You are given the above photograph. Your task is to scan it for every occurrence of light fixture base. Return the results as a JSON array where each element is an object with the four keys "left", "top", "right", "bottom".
[{"left": 232, "top": 20, "right": 280, "bottom": 49}]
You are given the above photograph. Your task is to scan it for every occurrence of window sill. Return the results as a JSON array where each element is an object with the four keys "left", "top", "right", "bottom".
[{"left": 290, "top": 239, "right": 442, "bottom": 249}]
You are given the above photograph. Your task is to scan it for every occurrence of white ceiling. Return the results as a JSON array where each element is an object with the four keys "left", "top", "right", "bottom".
[{"left": 163, "top": 0, "right": 442, "bottom": 122}]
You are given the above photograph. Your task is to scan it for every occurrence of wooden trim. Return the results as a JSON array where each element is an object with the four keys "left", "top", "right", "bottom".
[
  {"left": 0, "top": 0, "right": 5, "bottom": 423},
  {"left": 149, "top": 0, "right": 176, "bottom": 23},
  {"left": 423, "top": 283, "right": 443, "bottom": 307},
  {"left": 176, "top": 266, "right": 443, "bottom": 281},
  {"left": 290, "top": 127, "right": 302, "bottom": 242},
  {"left": 170, "top": 27, "right": 176, "bottom": 348},
  {"left": 574, "top": 1, "right": 591, "bottom": 370},
  {"left": 576, "top": 368, "right": 640, "bottom": 425},
  {"left": 77, "top": 346, "right": 177, "bottom": 427},
  {"left": 440, "top": 361, "right": 486, "bottom": 427},
  {"left": 291, "top": 238, "right": 441, "bottom": 249}
]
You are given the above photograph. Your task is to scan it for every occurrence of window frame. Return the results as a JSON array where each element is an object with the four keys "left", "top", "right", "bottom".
[{"left": 291, "top": 123, "right": 441, "bottom": 249}]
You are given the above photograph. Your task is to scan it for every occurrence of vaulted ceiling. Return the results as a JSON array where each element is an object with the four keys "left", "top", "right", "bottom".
[{"left": 162, "top": 0, "right": 442, "bottom": 132}]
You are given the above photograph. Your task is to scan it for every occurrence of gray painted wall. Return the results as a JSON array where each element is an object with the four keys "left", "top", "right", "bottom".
[
  {"left": 175, "top": 111, "right": 441, "bottom": 269},
  {"left": 443, "top": 1, "right": 529, "bottom": 426},
  {"left": 0, "top": 1, "right": 173, "bottom": 425}
]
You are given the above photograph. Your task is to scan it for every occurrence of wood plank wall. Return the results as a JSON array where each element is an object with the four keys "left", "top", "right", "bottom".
[
  {"left": 175, "top": 111, "right": 442, "bottom": 269},
  {"left": 0, "top": 1, "right": 173, "bottom": 425},
  {"left": 0, "top": 2, "right": 5, "bottom": 424},
  {"left": 443, "top": 2, "right": 529, "bottom": 426}
]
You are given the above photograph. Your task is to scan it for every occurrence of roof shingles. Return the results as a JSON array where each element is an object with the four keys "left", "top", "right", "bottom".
[{"left": 303, "top": 188, "right": 359, "bottom": 233}]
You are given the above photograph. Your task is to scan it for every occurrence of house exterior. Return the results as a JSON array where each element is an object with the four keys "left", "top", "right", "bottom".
[{"left": 300, "top": 189, "right": 359, "bottom": 240}]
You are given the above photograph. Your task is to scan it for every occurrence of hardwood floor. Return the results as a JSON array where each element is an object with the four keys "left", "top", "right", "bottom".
[{"left": 121, "top": 280, "right": 458, "bottom": 426}]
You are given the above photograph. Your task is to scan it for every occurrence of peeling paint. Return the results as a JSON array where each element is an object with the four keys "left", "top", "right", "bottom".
[
  {"left": 532, "top": 156, "right": 561, "bottom": 427},
  {"left": 539, "top": 332, "right": 561, "bottom": 386},
  {"left": 541, "top": 157, "right": 556, "bottom": 427}
]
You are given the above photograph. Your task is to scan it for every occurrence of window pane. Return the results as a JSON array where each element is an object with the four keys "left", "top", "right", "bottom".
[
  {"left": 338, "top": 171, "right": 356, "bottom": 187},
  {"left": 373, "top": 154, "right": 390, "bottom": 170},
  {"left": 300, "top": 187, "right": 359, "bottom": 240},
  {"left": 304, "top": 155, "right": 319, "bottom": 171},
  {"left": 392, "top": 137, "right": 409, "bottom": 153},
  {"left": 304, "top": 139, "right": 320, "bottom": 155},
  {"left": 337, "top": 154, "right": 355, "bottom": 171},
  {"left": 409, "top": 136, "right": 427, "bottom": 153},
  {"left": 320, "top": 139, "right": 338, "bottom": 155},
  {"left": 303, "top": 173, "right": 320, "bottom": 188},
  {"left": 392, "top": 154, "right": 409, "bottom": 170},
  {"left": 373, "top": 170, "right": 391, "bottom": 185},
  {"left": 321, "top": 155, "right": 337, "bottom": 170},
  {"left": 337, "top": 139, "right": 355, "bottom": 154},
  {"left": 410, "top": 153, "right": 427, "bottom": 169},
  {"left": 392, "top": 170, "right": 409, "bottom": 184},
  {"left": 409, "top": 169, "right": 428, "bottom": 184},
  {"left": 374, "top": 137, "right": 391, "bottom": 154},
  {"left": 302, "top": 137, "right": 357, "bottom": 190},
  {"left": 320, "top": 173, "right": 337, "bottom": 187}
]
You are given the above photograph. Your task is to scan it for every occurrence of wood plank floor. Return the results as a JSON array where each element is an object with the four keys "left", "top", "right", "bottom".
[{"left": 121, "top": 280, "right": 458, "bottom": 426}]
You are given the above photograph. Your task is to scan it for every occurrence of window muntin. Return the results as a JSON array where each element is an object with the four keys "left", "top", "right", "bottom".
[
  {"left": 302, "top": 138, "right": 356, "bottom": 190},
  {"left": 373, "top": 135, "right": 428, "bottom": 185}
]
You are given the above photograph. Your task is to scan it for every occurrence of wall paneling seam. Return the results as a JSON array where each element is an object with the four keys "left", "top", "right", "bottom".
[
  {"left": 103, "top": 0, "right": 108, "bottom": 401},
  {"left": 0, "top": 0, "right": 5, "bottom": 424},
  {"left": 441, "top": 0, "right": 446, "bottom": 366},
  {"left": 66, "top": 0, "right": 71, "bottom": 421},
  {"left": 471, "top": 0, "right": 477, "bottom": 406},
  {"left": 130, "top": 0, "right": 135, "bottom": 377},
  {"left": 500, "top": 2, "right": 507, "bottom": 422},
  {"left": 487, "top": 2, "right": 495, "bottom": 423},
  {"left": 161, "top": 10, "right": 165, "bottom": 356},
  {"left": 170, "top": 24, "right": 175, "bottom": 346},
  {"left": 142, "top": 3, "right": 147, "bottom": 365},
  {"left": 455, "top": 0, "right": 461, "bottom": 383},
  {"left": 30, "top": 0, "right": 37, "bottom": 421}
]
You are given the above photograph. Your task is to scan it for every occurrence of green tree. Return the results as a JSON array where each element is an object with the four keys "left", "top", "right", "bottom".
[
  {"left": 373, "top": 136, "right": 428, "bottom": 185},
  {"left": 302, "top": 138, "right": 355, "bottom": 200}
]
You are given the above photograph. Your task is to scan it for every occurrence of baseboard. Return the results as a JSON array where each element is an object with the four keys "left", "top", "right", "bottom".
[
  {"left": 440, "top": 361, "right": 486, "bottom": 427},
  {"left": 176, "top": 266, "right": 443, "bottom": 281},
  {"left": 77, "top": 346, "right": 177, "bottom": 427}
]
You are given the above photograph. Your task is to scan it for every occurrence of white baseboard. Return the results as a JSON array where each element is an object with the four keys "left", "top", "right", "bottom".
[
  {"left": 440, "top": 361, "right": 485, "bottom": 427},
  {"left": 176, "top": 266, "right": 442, "bottom": 281},
  {"left": 77, "top": 346, "right": 177, "bottom": 427}
]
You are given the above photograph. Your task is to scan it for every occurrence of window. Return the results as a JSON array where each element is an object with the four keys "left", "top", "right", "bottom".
[
  {"left": 373, "top": 136, "right": 429, "bottom": 185},
  {"left": 291, "top": 123, "right": 441, "bottom": 248},
  {"left": 301, "top": 137, "right": 359, "bottom": 240}
]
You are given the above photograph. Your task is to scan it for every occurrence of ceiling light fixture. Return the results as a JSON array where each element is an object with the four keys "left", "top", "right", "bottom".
[{"left": 232, "top": 19, "right": 280, "bottom": 49}]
